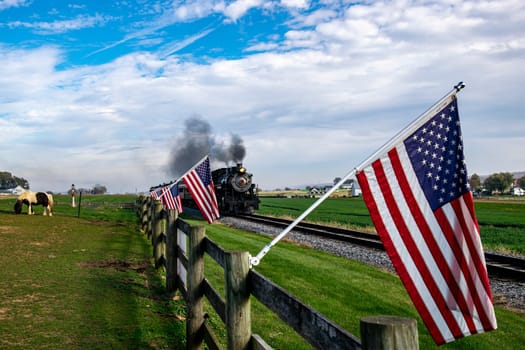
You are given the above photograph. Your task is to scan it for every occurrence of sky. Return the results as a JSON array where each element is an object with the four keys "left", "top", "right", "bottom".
[{"left": 1, "top": 0, "right": 524, "bottom": 193}]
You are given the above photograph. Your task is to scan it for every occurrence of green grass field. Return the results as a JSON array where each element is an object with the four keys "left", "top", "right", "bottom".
[
  {"left": 201, "top": 222, "right": 525, "bottom": 350},
  {"left": 1, "top": 194, "right": 524, "bottom": 349},
  {"left": 257, "top": 197, "right": 525, "bottom": 255},
  {"left": 0, "top": 195, "right": 185, "bottom": 349}
]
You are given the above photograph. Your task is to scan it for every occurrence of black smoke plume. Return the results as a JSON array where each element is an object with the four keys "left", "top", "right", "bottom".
[{"left": 168, "top": 115, "right": 246, "bottom": 177}]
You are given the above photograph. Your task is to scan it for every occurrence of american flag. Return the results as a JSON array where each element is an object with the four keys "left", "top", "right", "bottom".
[
  {"left": 356, "top": 97, "right": 497, "bottom": 344},
  {"left": 150, "top": 188, "right": 162, "bottom": 199},
  {"left": 161, "top": 185, "right": 183, "bottom": 213},
  {"left": 182, "top": 157, "right": 220, "bottom": 223}
]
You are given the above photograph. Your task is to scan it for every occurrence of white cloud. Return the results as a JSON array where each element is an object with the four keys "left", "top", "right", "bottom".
[
  {"left": 0, "top": 0, "right": 29, "bottom": 11},
  {"left": 223, "top": 0, "right": 263, "bottom": 22},
  {"left": 173, "top": 0, "right": 224, "bottom": 21},
  {"left": 280, "top": 0, "right": 309, "bottom": 9},
  {"left": 1, "top": 0, "right": 524, "bottom": 192},
  {"left": 245, "top": 41, "right": 279, "bottom": 52},
  {"left": 7, "top": 14, "right": 111, "bottom": 34}
]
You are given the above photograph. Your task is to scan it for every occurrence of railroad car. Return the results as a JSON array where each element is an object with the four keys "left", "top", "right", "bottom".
[{"left": 180, "top": 163, "right": 259, "bottom": 215}]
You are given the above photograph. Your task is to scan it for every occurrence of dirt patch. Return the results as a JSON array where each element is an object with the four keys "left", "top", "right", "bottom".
[
  {"left": 0, "top": 226, "right": 18, "bottom": 234},
  {"left": 29, "top": 241, "right": 50, "bottom": 247},
  {"left": 78, "top": 259, "right": 149, "bottom": 273},
  {"left": 0, "top": 307, "right": 9, "bottom": 320}
]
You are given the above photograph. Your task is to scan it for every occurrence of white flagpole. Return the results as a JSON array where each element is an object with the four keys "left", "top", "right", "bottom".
[{"left": 249, "top": 82, "right": 465, "bottom": 267}]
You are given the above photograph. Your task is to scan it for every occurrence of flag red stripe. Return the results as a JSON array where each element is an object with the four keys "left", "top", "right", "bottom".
[
  {"left": 371, "top": 157, "right": 464, "bottom": 342},
  {"left": 183, "top": 170, "right": 219, "bottom": 223},
  {"left": 450, "top": 198, "right": 492, "bottom": 298},
  {"left": 388, "top": 148, "right": 478, "bottom": 334},
  {"left": 434, "top": 206, "right": 491, "bottom": 336},
  {"left": 357, "top": 163, "right": 448, "bottom": 344},
  {"left": 447, "top": 198, "right": 495, "bottom": 330},
  {"left": 184, "top": 174, "right": 213, "bottom": 222}
]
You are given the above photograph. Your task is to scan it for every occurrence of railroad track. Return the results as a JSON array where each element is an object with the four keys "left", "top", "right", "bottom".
[{"left": 236, "top": 214, "right": 525, "bottom": 281}]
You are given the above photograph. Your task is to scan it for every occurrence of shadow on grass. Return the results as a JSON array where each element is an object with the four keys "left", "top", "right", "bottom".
[{"left": 75, "top": 230, "right": 186, "bottom": 349}]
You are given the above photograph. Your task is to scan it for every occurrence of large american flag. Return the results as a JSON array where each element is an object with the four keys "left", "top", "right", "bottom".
[
  {"left": 356, "top": 96, "right": 497, "bottom": 344},
  {"left": 182, "top": 157, "right": 220, "bottom": 223}
]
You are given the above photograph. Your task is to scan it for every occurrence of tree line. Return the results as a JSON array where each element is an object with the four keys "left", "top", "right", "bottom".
[
  {"left": 469, "top": 172, "right": 524, "bottom": 195},
  {"left": 0, "top": 172, "right": 29, "bottom": 190},
  {"left": 1, "top": 171, "right": 107, "bottom": 194}
]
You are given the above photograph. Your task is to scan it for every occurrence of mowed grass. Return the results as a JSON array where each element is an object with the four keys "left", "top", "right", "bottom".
[
  {"left": 198, "top": 220, "right": 525, "bottom": 350},
  {"left": 1, "top": 194, "right": 524, "bottom": 349},
  {"left": 0, "top": 196, "right": 185, "bottom": 349},
  {"left": 257, "top": 197, "right": 525, "bottom": 255}
]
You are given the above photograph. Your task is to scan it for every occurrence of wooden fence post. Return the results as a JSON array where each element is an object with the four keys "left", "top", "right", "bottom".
[
  {"left": 225, "top": 251, "right": 251, "bottom": 350},
  {"left": 153, "top": 200, "right": 166, "bottom": 269},
  {"left": 147, "top": 197, "right": 154, "bottom": 239},
  {"left": 140, "top": 196, "right": 149, "bottom": 233},
  {"left": 360, "top": 316, "right": 418, "bottom": 350},
  {"left": 186, "top": 225, "right": 206, "bottom": 350},
  {"left": 166, "top": 209, "right": 179, "bottom": 293}
]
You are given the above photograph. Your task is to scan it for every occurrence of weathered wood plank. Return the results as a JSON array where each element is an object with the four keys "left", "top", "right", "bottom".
[
  {"left": 202, "top": 322, "right": 222, "bottom": 350},
  {"left": 177, "top": 218, "right": 192, "bottom": 234},
  {"left": 251, "top": 334, "right": 273, "bottom": 350},
  {"left": 202, "top": 278, "right": 225, "bottom": 323},
  {"left": 204, "top": 237, "right": 225, "bottom": 268},
  {"left": 249, "top": 270, "right": 361, "bottom": 350}
]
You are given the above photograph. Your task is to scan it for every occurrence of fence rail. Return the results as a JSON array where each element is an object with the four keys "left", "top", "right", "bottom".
[{"left": 136, "top": 195, "right": 418, "bottom": 350}]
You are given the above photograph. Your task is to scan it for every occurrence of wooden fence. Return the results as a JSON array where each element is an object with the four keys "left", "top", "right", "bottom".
[{"left": 136, "top": 195, "right": 418, "bottom": 350}]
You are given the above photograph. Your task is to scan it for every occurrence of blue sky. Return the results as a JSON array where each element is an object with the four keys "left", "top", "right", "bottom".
[{"left": 1, "top": 0, "right": 524, "bottom": 193}]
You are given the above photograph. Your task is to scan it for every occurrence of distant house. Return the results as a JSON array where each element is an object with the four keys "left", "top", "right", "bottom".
[
  {"left": 309, "top": 187, "right": 322, "bottom": 197},
  {"left": 511, "top": 187, "right": 525, "bottom": 196},
  {"left": 0, "top": 185, "right": 25, "bottom": 196}
]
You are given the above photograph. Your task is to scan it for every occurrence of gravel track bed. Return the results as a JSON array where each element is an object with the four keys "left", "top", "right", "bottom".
[{"left": 221, "top": 216, "right": 525, "bottom": 314}]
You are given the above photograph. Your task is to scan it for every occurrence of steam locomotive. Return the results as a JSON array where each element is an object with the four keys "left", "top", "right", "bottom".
[{"left": 180, "top": 163, "right": 259, "bottom": 215}]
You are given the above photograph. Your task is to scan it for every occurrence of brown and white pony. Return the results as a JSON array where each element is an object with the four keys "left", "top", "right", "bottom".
[{"left": 14, "top": 191, "right": 54, "bottom": 216}]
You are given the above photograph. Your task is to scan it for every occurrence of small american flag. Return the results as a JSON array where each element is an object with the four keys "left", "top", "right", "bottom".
[
  {"left": 356, "top": 96, "right": 497, "bottom": 344},
  {"left": 161, "top": 185, "right": 183, "bottom": 213},
  {"left": 182, "top": 157, "right": 220, "bottom": 223},
  {"left": 150, "top": 188, "right": 162, "bottom": 199}
]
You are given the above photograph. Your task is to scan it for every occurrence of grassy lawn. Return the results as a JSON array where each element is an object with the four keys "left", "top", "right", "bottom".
[
  {"left": 195, "top": 219, "right": 525, "bottom": 350},
  {"left": 0, "top": 195, "right": 185, "bottom": 349},
  {"left": 194, "top": 220, "right": 525, "bottom": 350},
  {"left": 1, "top": 194, "right": 524, "bottom": 349}
]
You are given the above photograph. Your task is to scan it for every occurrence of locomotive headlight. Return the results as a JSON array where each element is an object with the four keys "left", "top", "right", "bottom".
[{"left": 239, "top": 167, "right": 246, "bottom": 173}]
